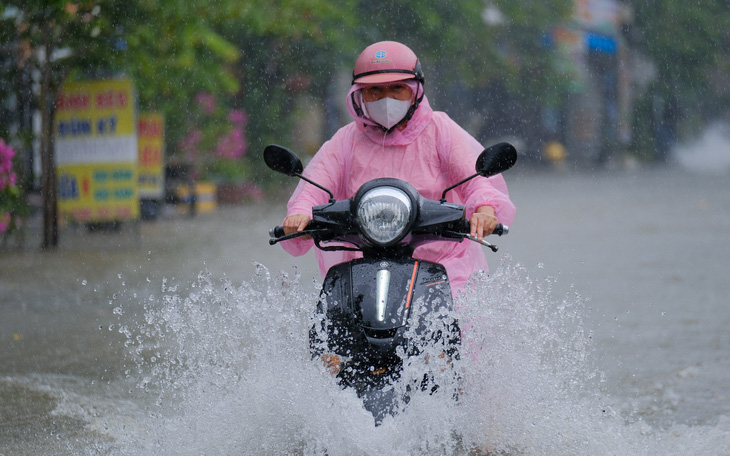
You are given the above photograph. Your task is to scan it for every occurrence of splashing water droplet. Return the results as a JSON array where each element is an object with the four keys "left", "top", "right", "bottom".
[{"left": 112, "top": 258, "right": 657, "bottom": 455}]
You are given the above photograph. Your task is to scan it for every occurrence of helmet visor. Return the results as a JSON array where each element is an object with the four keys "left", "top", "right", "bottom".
[{"left": 353, "top": 71, "right": 416, "bottom": 85}]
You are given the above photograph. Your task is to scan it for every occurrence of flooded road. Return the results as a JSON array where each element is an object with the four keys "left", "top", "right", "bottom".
[{"left": 1, "top": 164, "right": 729, "bottom": 454}]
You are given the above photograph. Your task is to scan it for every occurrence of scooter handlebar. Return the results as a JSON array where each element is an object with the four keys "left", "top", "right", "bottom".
[
  {"left": 270, "top": 225, "right": 286, "bottom": 238},
  {"left": 494, "top": 224, "right": 509, "bottom": 236},
  {"left": 268, "top": 224, "right": 319, "bottom": 245},
  {"left": 454, "top": 222, "right": 508, "bottom": 252},
  {"left": 271, "top": 223, "right": 508, "bottom": 240},
  {"left": 456, "top": 220, "right": 508, "bottom": 236}
]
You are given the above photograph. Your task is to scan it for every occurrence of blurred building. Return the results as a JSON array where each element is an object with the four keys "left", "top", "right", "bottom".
[
  {"left": 430, "top": 0, "right": 637, "bottom": 168},
  {"left": 558, "top": 0, "right": 633, "bottom": 167}
]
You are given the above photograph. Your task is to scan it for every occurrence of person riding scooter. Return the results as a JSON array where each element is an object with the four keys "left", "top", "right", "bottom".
[{"left": 279, "top": 40, "right": 516, "bottom": 293}]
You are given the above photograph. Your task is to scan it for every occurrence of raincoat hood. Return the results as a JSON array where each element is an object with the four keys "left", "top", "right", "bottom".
[{"left": 346, "top": 81, "right": 431, "bottom": 147}]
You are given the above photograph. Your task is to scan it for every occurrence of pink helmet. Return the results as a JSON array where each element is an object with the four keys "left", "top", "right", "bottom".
[{"left": 352, "top": 41, "right": 425, "bottom": 85}]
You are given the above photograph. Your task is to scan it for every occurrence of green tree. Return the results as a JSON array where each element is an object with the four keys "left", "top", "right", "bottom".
[
  {"left": 114, "top": 0, "right": 241, "bottom": 161},
  {"left": 625, "top": 0, "right": 730, "bottom": 157},
  {"left": 2, "top": 1, "right": 123, "bottom": 248},
  {"left": 352, "top": 0, "right": 572, "bottom": 91},
  {"left": 343, "top": 1, "right": 573, "bottom": 151},
  {"left": 1, "top": 0, "right": 240, "bottom": 247},
  {"left": 2, "top": 0, "right": 583, "bottom": 250},
  {"left": 219, "top": 0, "right": 573, "bottom": 166},
  {"left": 629, "top": 0, "right": 729, "bottom": 95},
  {"left": 212, "top": 0, "right": 360, "bottom": 179}
]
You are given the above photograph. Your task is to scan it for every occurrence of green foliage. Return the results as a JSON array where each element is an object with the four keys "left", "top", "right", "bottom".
[
  {"left": 108, "top": 0, "right": 243, "bottom": 164},
  {"left": 630, "top": 0, "right": 729, "bottom": 87},
  {"left": 3, "top": 1, "right": 123, "bottom": 88},
  {"left": 616, "top": 0, "right": 730, "bottom": 159},
  {"left": 2, "top": 0, "right": 583, "bottom": 190},
  {"left": 1, "top": 1, "right": 243, "bottom": 148},
  {"left": 627, "top": 0, "right": 730, "bottom": 121},
  {"left": 491, "top": 0, "right": 574, "bottom": 104},
  {"left": 203, "top": 157, "right": 250, "bottom": 183},
  {"left": 0, "top": 139, "right": 30, "bottom": 240},
  {"left": 348, "top": 1, "right": 572, "bottom": 95},
  {"left": 208, "top": 0, "right": 360, "bottom": 181}
]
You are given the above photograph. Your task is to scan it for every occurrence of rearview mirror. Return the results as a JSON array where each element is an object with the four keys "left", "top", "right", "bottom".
[
  {"left": 440, "top": 142, "right": 518, "bottom": 202},
  {"left": 263, "top": 144, "right": 336, "bottom": 202},
  {"left": 264, "top": 144, "right": 303, "bottom": 176},
  {"left": 475, "top": 142, "right": 517, "bottom": 177}
]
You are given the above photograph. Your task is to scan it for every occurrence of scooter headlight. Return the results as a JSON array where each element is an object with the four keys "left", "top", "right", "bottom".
[{"left": 356, "top": 186, "right": 413, "bottom": 246}]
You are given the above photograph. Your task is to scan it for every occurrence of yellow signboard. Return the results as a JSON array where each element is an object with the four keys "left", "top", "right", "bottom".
[
  {"left": 137, "top": 113, "right": 165, "bottom": 199},
  {"left": 54, "top": 78, "right": 139, "bottom": 223},
  {"left": 57, "top": 164, "right": 138, "bottom": 221}
]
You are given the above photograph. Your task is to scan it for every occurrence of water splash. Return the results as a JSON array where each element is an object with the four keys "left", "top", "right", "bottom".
[
  {"left": 673, "top": 122, "right": 730, "bottom": 174},
  {"left": 453, "top": 262, "right": 605, "bottom": 454},
  {"left": 111, "top": 259, "right": 730, "bottom": 455}
]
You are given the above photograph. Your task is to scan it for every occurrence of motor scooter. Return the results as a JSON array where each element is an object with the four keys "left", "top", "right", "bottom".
[{"left": 265, "top": 142, "right": 517, "bottom": 425}]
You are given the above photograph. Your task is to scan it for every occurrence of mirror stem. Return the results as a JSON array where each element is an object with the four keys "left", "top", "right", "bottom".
[
  {"left": 296, "top": 173, "right": 335, "bottom": 203},
  {"left": 440, "top": 173, "right": 478, "bottom": 203}
]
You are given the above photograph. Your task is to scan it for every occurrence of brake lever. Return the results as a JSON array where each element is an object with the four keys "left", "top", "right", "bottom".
[
  {"left": 466, "top": 235, "right": 499, "bottom": 252},
  {"left": 268, "top": 229, "right": 328, "bottom": 245}
]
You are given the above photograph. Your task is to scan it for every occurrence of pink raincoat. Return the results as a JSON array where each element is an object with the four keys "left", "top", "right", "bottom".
[{"left": 282, "top": 88, "right": 515, "bottom": 293}]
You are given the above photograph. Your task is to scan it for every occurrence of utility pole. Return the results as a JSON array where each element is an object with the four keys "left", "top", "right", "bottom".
[{"left": 40, "top": 17, "right": 58, "bottom": 249}]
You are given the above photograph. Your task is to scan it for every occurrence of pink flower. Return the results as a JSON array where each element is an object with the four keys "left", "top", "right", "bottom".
[
  {"left": 0, "top": 139, "right": 15, "bottom": 174},
  {"left": 241, "top": 181, "right": 263, "bottom": 201},
  {"left": 0, "top": 139, "right": 21, "bottom": 235},
  {"left": 195, "top": 92, "right": 217, "bottom": 115},
  {"left": 0, "top": 139, "right": 18, "bottom": 189},
  {"left": 179, "top": 129, "right": 202, "bottom": 161},
  {"left": 0, "top": 139, "right": 15, "bottom": 159},
  {"left": 215, "top": 110, "right": 249, "bottom": 160},
  {"left": 215, "top": 127, "right": 247, "bottom": 159},
  {"left": 228, "top": 109, "right": 248, "bottom": 126}
]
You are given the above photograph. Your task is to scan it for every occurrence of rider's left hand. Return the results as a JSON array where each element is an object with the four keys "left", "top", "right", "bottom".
[{"left": 470, "top": 205, "right": 498, "bottom": 241}]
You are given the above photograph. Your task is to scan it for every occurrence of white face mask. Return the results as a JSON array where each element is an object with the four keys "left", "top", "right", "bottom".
[{"left": 363, "top": 97, "right": 412, "bottom": 129}]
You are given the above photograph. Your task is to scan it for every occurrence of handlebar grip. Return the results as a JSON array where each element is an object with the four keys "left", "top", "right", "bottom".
[
  {"left": 459, "top": 221, "right": 509, "bottom": 236},
  {"left": 269, "top": 226, "right": 286, "bottom": 238},
  {"left": 493, "top": 224, "right": 509, "bottom": 236}
]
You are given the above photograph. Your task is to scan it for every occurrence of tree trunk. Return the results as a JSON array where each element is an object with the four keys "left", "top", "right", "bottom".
[{"left": 40, "top": 22, "right": 58, "bottom": 249}]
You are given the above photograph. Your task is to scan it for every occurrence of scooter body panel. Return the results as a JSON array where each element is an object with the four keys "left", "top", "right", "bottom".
[
  {"left": 310, "top": 257, "right": 460, "bottom": 424},
  {"left": 312, "top": 258, "right": 455, "bottom": 358}
]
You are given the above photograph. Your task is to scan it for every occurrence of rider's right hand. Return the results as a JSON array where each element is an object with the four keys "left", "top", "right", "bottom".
[{"left": 282, "top": 213, "right": 312, "bottom": 239}]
